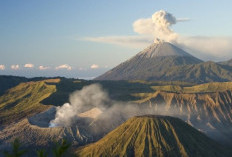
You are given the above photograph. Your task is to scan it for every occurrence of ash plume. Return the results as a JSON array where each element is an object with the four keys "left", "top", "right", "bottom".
[
  {"left": 133, "top": 10, "right": 180, "bottom": 42},
  {"left": 49, "top": 84, "right": 186, "bottom": 127}
]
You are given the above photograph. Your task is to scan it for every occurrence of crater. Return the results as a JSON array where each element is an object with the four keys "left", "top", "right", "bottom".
[{"left": 28, "top": 107, "right": 56, "bottom": 127}]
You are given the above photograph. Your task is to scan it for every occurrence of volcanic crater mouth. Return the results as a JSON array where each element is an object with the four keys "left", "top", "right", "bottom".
[
  {"left": 28, "top": 107, "right": 103, "bottom": 128},
  {"left": 28, "top": 107, "right": 57, "bottom": 128}
]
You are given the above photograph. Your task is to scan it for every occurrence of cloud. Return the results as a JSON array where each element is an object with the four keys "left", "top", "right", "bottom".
[
  {"left": 176, "top": 36, "right": 232, "bottom": 61},
  {"left": 11, "top": 64, "right": 20, "bottom": 70},
  {"left": 24, "top": 63, "right": 34, "bottom": 68},
  {"left": 176, "top": 18, "right": 190, "bottom": 22},
  {"left": 0, "top": 65, "right": 5, "bottom": 70},
  {"left": 83, "top": 10, "right": 232, "bottom": 61},
  {"left": 38, "top": 65, "right": 50, "bottom": 70},
  {"left": 55, "top": 64, "right": 72, "bottom": 70},
  {"left": 83, "top": 35, "right": 153, "bottom": 48},
  {"left": 90, "top": 64, "right": 99, "bottom": 69}
]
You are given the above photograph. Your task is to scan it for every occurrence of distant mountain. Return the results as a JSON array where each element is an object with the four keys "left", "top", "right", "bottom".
[
  {"left": 0, "top": 75, "right": 28, "bottom": 96},
  {"left": 95, "top": 41, "right": 232, "bottom": 83},
  {"left": 76, "top": 115, "right": 229, "bottom": 157}
]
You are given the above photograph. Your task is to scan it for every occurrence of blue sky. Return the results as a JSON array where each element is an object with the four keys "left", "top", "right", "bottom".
[{"left": 0, "top": 0, "right": 232, "bottom": 78}]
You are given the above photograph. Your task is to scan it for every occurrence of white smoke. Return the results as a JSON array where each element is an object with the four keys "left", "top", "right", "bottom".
[
  {"left": 49, "top": 84, "right": 110, "bottom": 127},
  {"left": 49, "top": 84, "right": 186, "bottom": 128},
  {"left": 48, "top": 84, "right": 222, "bottom": 143},
  {"left": 133, "top": 10, "right": 180, "bottom": 42}
]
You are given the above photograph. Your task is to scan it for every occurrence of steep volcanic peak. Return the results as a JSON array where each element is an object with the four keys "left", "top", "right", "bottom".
[
  {"left": 76, "top": 115, "right": 229, "bottom": 157},
  {"left": 136, "top": 40, "right": 194, "bottom": 58},
  {"left": 95, "top": 41, "right": 204, "bottom": 81}
]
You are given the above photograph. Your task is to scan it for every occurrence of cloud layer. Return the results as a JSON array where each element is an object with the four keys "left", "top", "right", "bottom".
[{"left": 83, "top": 35, "right": 152, "bottom": 48}]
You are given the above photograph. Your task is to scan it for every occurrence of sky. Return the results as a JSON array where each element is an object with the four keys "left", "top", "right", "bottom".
[{"left": 0, "top": 0, "right": 232, "bottom": 78}]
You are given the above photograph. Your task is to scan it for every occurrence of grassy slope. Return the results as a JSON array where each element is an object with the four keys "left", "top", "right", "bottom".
[
  {"left": 163, "top": 61, "right": 232, "bottom": 83},
  {"left": 0, "top": 79, "right": 59, "bottom": 125},
  {"left": 151, "top": 82, "right": 232, "bottom": 93},
  {"left": 76, "top": 116, "right": 229, "bottom": 157}
]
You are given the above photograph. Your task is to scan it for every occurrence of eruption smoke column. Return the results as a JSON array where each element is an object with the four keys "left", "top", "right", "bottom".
[{"left": 133, "top": 10, "right": 179, "bottom": 42}]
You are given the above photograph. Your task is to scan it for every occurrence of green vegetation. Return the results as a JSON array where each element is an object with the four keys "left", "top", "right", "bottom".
[
  {"left": 151, "top": 82, "right": 232, "bottom": 93},
  {"left": 52, "top": 139, "right": 71, "bottom": 157},
  {"left": 163, "top": 61, "right": 232, "bottom": 83},
  {"left": 76, "top": 116, "right": 229, "bottom": 157},
  {"left": 2, "top": 139, "right": 27, "bottom": 157},
  {"left": 1, "top": 139, "right": 72, "bottom": 157},
  {"left": 0, "top": 79, "right": 59, "bottom": 125},
  {"left": 37, "top": 149, "right": 48, "bottom": 157}
]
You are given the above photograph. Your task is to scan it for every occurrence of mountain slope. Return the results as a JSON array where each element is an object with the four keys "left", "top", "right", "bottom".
[
  {"left": 0, "top": 79, "right": 59, "bottom": 126},
  {"left": 95, "top": 42, "right": 232, "bottom": 83},
  {"left": 161, "top": 61, "right": 232, "bottom": 83},
  {"left": 76, "top": 115, "right": 229, "bottom": 157},
  {"left": 95, "top": 42, "right": 202, "bottom": 81}
]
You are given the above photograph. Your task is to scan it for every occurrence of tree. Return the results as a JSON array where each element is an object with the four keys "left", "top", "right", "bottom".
[
  {"left": 36, "top": 149, "right": 48, "bottom": 157},
  {"left": 52, "top": 139, "right": 71, "bottom": 157},
  {"left": 3, "top": 139, "right": 27, "bottom": 157}
]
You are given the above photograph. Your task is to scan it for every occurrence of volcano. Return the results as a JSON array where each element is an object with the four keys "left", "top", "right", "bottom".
[
  {"left": 76, "top": 115, "right": 229, "bottom": 157},
  {"left": 95, "top": 41, "right": 232, "bottom": 83}
]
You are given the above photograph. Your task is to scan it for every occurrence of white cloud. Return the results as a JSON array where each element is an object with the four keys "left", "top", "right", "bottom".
[
  {"left": 24, "top": 63, "right": 34, "bottom": 68},
  {"left": 133, "top": 18, "right": 154, "bottom": 35},
  {"left": 38, "top": 65, "right": 50, "bottom": 70},
  {"left": 0, "top": 65, "right": 5, "bottom": 70},
  {"left": 56, "top": 64, "right": 72, "bottom": 70},
  {"left": 83, "top": 35, "right": 153, "bottom": 48},
  {"left": 11, "top": 64, "right": 20, "bottom": 70},
  {"left": 90, "top": 64, "right": 99, "bottom": 69},
  {"left": 175, "top": 36, "right": 232, "bottom": 61}
]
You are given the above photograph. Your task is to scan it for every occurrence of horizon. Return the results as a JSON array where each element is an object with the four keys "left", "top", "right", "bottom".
[{"left": 1, "top": 0, "right": 232, "bottom": 78}]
